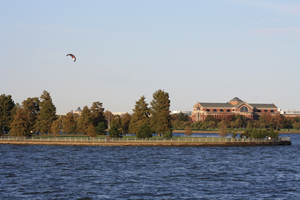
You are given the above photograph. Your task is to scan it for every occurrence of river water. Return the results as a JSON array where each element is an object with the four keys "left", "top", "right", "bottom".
[{"left": 0, "top": 134, "right": 299, "bottom": 199}]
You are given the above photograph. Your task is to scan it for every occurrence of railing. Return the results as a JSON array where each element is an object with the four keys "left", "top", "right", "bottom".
[{"left": 0, "top": 136, "right": 290, "bottom": 143}]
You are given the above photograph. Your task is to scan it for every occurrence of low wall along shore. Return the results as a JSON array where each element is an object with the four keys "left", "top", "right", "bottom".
[{"left": 0, "top": 137, "right": 291, "bottom": 147}]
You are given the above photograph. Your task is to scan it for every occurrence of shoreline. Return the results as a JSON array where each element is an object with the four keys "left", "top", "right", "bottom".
[
  {"left": 0, "top": 140, "right": 291, "bottom": 147},
  {"left": 172, "top": 130, "right": 300, "bottom": 134}
]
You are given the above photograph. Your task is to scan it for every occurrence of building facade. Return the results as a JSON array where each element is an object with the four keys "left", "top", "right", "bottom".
[{"left": 192, "top": 97, "right": 279, "bottom": 122}]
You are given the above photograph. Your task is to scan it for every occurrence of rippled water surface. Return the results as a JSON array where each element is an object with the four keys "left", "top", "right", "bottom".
[{"left": 0, "top": 134, "right": 299, "bottom": 199}]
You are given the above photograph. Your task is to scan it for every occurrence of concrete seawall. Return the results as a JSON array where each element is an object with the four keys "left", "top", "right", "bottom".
[{"left": 0, "top": 140, "right": 291, "bottom": 147}]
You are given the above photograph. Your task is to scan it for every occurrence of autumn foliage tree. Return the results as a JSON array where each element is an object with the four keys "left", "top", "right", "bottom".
[
  {"left": 0, "top": 94, "right": 15, "bottom": 135},
  {"left": 10, "top": 108, "right": 30, "bottom": 137},
  {"left": 63, "top": 112, "right": 77, "bottom": 134}
]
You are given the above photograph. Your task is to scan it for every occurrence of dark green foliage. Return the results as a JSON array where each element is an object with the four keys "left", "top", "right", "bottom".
[
  {"left": 163, "top": 129, "right": 173, "bottom": 138},
  {"left": 178, "top": 112, "right": 189, "bottom": 122},
  {"left": 35, "top": 91, "right": 57, "bottom": 134},
  {"left": 129, "top": 96, "right": 150, "bottom": 134},
  {"left": 22, "top": 97, "right": 40, "bottom": 133},
  {"left": 111, "top": 115, "right": 122, "bottom": 129},
  {"left": 96, "top": 121, "right": 107, "bottom": 135},
  {"left": 242, "top": 128, "right": 279, "bottom": 139},
  {"left": 150, "top": 90, "right": 171, "bottom": 136},
  {"left": 10, "top": 108, "right": 31, "bottom": 137},
  {"left": 90, "top": 101, "right": 106, "bottom": 127},
  {"left": 136, "top": 124, "right": 152, "bottom": 138},
  {"left": 109, "top": 125, "right": 122, "bottom": 138},
  {"left": 0, "top": 94, "right": 15, "bottom": 135},
  {"left": 121, "top": 113, "right": 131, "bottom": 134}
]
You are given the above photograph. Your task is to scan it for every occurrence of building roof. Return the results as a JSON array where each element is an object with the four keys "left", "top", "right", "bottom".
[
  {"left": 198, "top": 103, "right": 235, "bottom": 108},
  {"left": 230, "top": 97, "right": 242, "bottom": 101},
  {"left": 75, "top": 107, "right": 82, "bottom": 112},
  {"left": 249, "top": 104, "right": 277, "bottom": 109}
]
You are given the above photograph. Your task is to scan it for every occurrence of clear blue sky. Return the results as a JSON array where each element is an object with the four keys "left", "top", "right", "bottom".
[{"left": 1, "top": 0, "right": 299, "bottom": 114}]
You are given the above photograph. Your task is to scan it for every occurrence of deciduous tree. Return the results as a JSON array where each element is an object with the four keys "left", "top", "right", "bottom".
[
  {"left": 10, "top": 108, "right": 30, "bottom": 137},
  {"left": 121, "top": 113, "right": 131, "bottom": 134}
]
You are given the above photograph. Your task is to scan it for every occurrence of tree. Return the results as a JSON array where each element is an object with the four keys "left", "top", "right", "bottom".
[
  {"left": 87, "top": 124, "right": 97, "bottom": 137},
  {"left": 163, "top": 129, "right": 173, "bottom": 138},
  {"left": 129, "top": 96, "right": 150, "bottom": 134},
  {"left": 96, "top": 121, "right": 107, "bottom": 135},
  {"left": 22, "top": 97, "right": 40, "bottom": 134},
  {"left": 184, "top": 125, "right": 192, "bottom": 137},
  {"left": 111, "top": 115, "right": 122, "bottom": 129},
  {"left": 293, "top": 121, "right": 300, "bottom": 131},
  {"left": 90, "top": 101, "right": 106, "bottom": 127},
  {"left": 136, "top": 124, "right": 152, "bottom": 138},
  {"left": 218, "top": 120, "right": 228, "bottom": 137},
  {"left": 109, "top": 125, "right": 122, "bottom": 138},
  {"left": 104, "top": 110, "right": 113, "bottom": 129},
  {"left": 121, "top": 113, "right": 131, "bottom": 134},
  {"left": 178, "top": 112, "right": 189, "bottom": 122},
  {"left": 35, "top": 90, "right": 57, "bottom": 134},
  {"left": 63, "top": 112, "right": 77, "bottom": 134},
  {"left": 51, "top": 119, "right": 61, "bottom": 137},
  {"left": 0, "top": 94, "right": 15, "bottom": 135},
  {"left": 76, "top": 106, "right": 92, "bottom": 135},
  {"left": 10, "top": 108, "right": 30, "bottom": 137},
  {"left": 150, "top": 90, "right": 172, "bottom": 136}
]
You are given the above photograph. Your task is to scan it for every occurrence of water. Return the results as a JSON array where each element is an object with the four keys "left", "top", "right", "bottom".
[{"left": 0, "top": 134, "right": 299, "bottom": 199}]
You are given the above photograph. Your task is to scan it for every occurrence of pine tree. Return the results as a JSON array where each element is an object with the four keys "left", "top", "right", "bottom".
[
  {"left": 63, "top": 112, "right": 77, "bottom": 134},
  {"left": 90, "top": 101, "right": 106, "bottom": 127},
  {"left": 76, "top": 106, "right": 92, "bottom": 135},
  {"left": 10, "top": 108, "right": 30, "bottom": 137},
  {"left": 129, "top": 96, "right": 150, "bottom": 134},
  {"left": 0, "top": 94, "right": 15, "bottom": 135},
  {"left": 150, "top": 90, "right": 171, "bottom": 136},
  {"left": 87, "top": 124, "right": 97, "bottom": 137},
  {"left": 22, "top": 97, "right": 40, "bottom": 133},
  {"left": 35, "top": 90, "right": 57, "bottom": 134}
]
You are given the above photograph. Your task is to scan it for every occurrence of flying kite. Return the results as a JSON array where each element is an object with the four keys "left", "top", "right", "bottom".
[{"left": 66, "top": 54, "right": 76, "bottom": 62}]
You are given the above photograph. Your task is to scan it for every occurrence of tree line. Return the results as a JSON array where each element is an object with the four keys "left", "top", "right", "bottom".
[
  {"left": 0, "top": 89, "right": 172, "bottom": 138},
  {"left": 1, "top": 90, "right": 300, "bottom": 138}
]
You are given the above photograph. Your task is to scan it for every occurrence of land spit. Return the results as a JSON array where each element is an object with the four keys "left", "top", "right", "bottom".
[{"left": 0, "top": 140, "right": 291, "bottom": 147}]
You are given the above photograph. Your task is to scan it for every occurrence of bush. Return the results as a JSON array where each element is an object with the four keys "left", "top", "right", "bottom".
[
  {"left": 136, "top": 124, "right": 152, "bottom": 138},
  {"left": 109, "top": 125, "right": 122, "bottom": 138},
  {"left": 163, "top": 130, "right": 173, "bottom": 138}
]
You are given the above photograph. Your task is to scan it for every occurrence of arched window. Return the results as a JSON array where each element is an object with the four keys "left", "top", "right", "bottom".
[
  {"left": 220, "top": 109, "right": 223, "bottom": 112},
  {"left": 241, "top": 106, "right": 248, "bottom": 112},
  {"left": 213, "top": 109, "right": 217, "bottom": 112},
  {"left": 264, "top": 110, "right": 267, "bottom": 112},
  {"left": 197, "top": 107, "right": 201, "bottom": 111},
  {"left": 227, "top": 109, "right": 230, "bottom": 112},
  {"left": 206, "top": 109, "right": 210, "bottom": 112},
  {"left": 271, "top": 110, "right": 274, "bottom": 113},
  {"left": 257, "top": 110, "right": 261, "bottom": 112}
]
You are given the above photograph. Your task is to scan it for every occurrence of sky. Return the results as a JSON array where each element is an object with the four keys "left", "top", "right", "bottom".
[{"left": 1, "top": 0, "right": 299, "bottom": 114}]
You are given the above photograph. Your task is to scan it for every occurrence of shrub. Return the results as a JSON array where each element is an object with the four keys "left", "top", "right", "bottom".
[
  {"left": 136, "top": 124, "right": 152, "bottom": 138},
  {"left": 163, "top": 130, "right": 173, "bottom": 138}
]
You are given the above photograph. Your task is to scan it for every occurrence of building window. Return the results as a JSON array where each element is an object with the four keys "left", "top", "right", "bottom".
[
  {"left": 220, "top": 109, "right": 223, "bottom": 112},
  {"left": 206, "top": 109, "right": 210, "bottom": 112},
  {"left": 197, "top": 107, "right": 201, "bottom": 111},
  {"left": 227, "top": 109, "right": 230, "bottom": 112},
  {"left": 241, "top": 106, "right": 248, "bottom": 112},
  {"left": 265, "top": 110, "right": 267, "bottom": 112},
  {"left": 271, "top": 110, "right": 274, "bottom": 113},
  {"left": 213, "top": 109, "right": 217, "bottom": 112}
]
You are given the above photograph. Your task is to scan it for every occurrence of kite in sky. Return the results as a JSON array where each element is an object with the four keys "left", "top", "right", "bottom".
[{"left": 66, "top": 54, "right": 76, "bottom": 62}]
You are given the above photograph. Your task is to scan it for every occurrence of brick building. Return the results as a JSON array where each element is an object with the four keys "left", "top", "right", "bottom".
[{"left": 192, "top": 97, "right": 279, "bottom": 122}]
